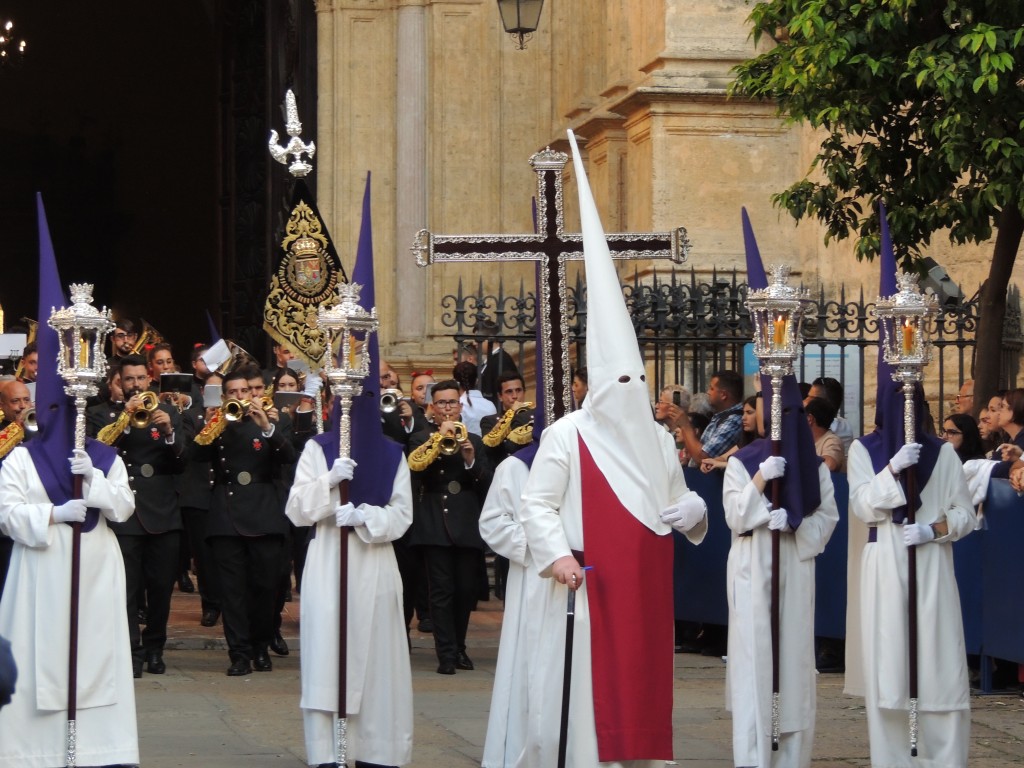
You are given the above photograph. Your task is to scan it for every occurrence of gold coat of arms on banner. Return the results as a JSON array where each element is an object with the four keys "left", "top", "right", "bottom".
[{"left": 264, "top": 191, "right": 347, "bottom": 367}]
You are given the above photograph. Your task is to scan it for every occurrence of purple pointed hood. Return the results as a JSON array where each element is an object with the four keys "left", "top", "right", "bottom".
[
  {"left": 314, "top": 174, "right": 402, "bottom": 506},
  {"left": 27, "top": 195, "right": 115, "bottom": 530},
  {"left": 734, "top": 208, "right": 822, "bottom": 528}
]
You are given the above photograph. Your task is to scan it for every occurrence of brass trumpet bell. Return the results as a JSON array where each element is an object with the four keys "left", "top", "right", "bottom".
[
  {"left": 130, "top": 391, "right": 160, "bottom": 428},
  {"left": 439, "top": 422, "right": 468, "bottom": 455},
  {"left": 22, "top": 407, "right": 38, "bottom": 433},
  {"left": 223, "top": 398, "right": 248, "bottom": 422}
]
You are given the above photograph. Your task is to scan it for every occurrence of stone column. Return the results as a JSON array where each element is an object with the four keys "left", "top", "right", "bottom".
[{"left": 395, "top": 0, "right": 428, "bottom": 343}]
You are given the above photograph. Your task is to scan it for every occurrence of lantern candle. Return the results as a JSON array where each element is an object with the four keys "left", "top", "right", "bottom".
[
  {"left": 902, "top": 319, "right": 915, "bottom": 356},
  {"left": 773, "top": 315, "right": 787, "bottom": 347}
]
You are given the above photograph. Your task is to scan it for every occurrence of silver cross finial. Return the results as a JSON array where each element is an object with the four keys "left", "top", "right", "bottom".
[{"left": 269, "top": 90, "right": 316, "bottom": 178}]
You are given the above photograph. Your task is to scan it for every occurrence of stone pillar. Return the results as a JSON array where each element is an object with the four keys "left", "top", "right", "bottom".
[{"left": 395, "top": 0, "right": 428, "bottom": 344}]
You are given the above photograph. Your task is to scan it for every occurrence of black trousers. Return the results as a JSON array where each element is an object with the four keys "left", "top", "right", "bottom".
[
  {"left": 116, "top": 531, "right": 180, "bottom": 665},
  {"left": 420, "top": 544, "right": 479, "bottom": 663},
  {"left": 208, "top": 534, "right": 285, "bottom": 662},
  {"left": 181, "top": 506, "right": 221, "bottom": 611},
  {"left": 393, "top": 537, "right": 429, "bottom": 627}
]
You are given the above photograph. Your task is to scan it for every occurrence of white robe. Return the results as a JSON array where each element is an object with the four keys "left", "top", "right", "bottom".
[
  {"left": 722, "top": 459, "right": 839, "bottom": 768},
  {"left": 0, "top": 446, "right": 138, "bottom": 768},
  {"left": 285, "top": 441, "right": 414, "bottom": 766},
  {"left": 515, "top": 418, "right": 707, "bottom": 768},
  {"left": 479, "top": 455, "right": 544, "bottom": 768},
  {"left": 848, "top": 440, "right": 975, "bottom": 768}
]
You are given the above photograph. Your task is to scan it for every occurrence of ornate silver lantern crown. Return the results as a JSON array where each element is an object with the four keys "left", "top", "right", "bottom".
[
  {"left": 873, "top": 270, "right": 938, "bottom": 374},
  {"left": 47, "top": 283, "right": 114, "bottom": 396},
  {"left": 318, "top": 282, "right": 379, "bottom": 398},
  {"left": 745, "top": 264, "right": 813, "bottom": 377}
]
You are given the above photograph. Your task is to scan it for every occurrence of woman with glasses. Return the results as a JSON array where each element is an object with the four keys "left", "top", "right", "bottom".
[
  {"left": 941, "top": 414, "right": 985, "bottom": 464},
  {"left": 991, "top": 388, "right": 1024, "bottom": 477}
]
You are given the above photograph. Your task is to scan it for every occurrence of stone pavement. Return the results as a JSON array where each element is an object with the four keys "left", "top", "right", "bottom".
[{"left": 137, "top": 588, "right": 1024, "bottom": 766}]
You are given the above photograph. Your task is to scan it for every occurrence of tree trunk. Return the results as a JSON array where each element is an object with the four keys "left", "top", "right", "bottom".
[{"left": 973, "top": 205, "right": 1024, "bottom": 418}]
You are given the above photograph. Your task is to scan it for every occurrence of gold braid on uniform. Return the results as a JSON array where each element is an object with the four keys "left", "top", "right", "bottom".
[
  {"left": 407, "top": 432, "right": 443, "bottom": 471},
  {"left": 482, "top": 402, "right": 535, "bottom": 447},
  {"left": 507, "top": 421, "right": 534, "bottom": 445},
  {"left": 194, "top": 409, "right": 227, "bottom": 446},
  {"left": 0, "top": 422, "right": 24, "bottom": 459},
  {"left": 96, "top": 410, "right": 132, "bottom": 446}
]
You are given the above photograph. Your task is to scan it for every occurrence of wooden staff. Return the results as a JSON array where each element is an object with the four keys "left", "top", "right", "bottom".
[
  {"left": 66, "top": 474, "right": 83, "bottom": 768},
  {"left": 901, "top": 380, "right": 919, "bottom": 757},
  {"left": 769, "top": 439, "right": 781, "bottom": 752},
  {"left": 336, "top": 473, "right": 351, "bottom": 768},
  {"left": 557, "top": 577, "right": 578, "bottom": 768}
]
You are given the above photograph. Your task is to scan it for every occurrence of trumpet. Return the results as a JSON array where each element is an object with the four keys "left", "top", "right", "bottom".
[
  {"left": 439, "top": 422, "right": 469, "bottom": 455},
  {"left": 380, "top": 388, "right": 404, "bottom": 414},
  {"left": 223, "top": 396, "right": 274, "bottom": 422},
  {"left": 130, "top": 391, "right": 160, "bottom": 428},
  {"left": 23, "top": 407, "right": 38, "bottom": 433}
]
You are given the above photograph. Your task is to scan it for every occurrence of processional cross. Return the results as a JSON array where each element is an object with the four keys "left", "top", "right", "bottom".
[{"left": 413, "top": 146, "right": 691, "bottom": 426}]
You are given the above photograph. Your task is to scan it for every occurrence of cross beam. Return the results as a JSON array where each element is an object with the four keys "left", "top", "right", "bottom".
[{"left": 413, "top": 147, "right": 690, "bottom": 426}]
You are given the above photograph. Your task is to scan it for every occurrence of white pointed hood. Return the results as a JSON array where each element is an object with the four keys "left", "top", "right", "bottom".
[{"left": 567, "top": 130, "right": 672, "bottom": 533}]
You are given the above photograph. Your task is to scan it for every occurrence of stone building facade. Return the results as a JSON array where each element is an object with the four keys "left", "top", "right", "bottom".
[{"left": 313, "top": 0, "right": 1018, "bottom": 391}]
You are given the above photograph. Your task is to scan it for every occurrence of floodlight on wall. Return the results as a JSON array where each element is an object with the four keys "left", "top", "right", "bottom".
[
  {"left": 497, "top": 0, "right": 544, "bottom": 50},
  {"left": 920, "top": 257, "right": 964, "bottom": 308}
]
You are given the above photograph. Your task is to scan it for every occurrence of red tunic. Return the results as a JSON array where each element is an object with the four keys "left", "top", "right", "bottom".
[{"left": 579, "top": 435, "right": 675, "bottom": 761}]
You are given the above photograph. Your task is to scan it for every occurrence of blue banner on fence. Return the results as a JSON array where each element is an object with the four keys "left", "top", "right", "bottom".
[{"left": 981, "top": 478, "right": 1024, "bottom": 664}]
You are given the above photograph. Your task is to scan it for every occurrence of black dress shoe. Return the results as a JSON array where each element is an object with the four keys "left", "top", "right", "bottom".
[
  {"left": 145, "top": 651, "right": 166, "bottom": 675},
  {"left": 253, "top": 649, "right": 273, "bottom": 672},
  {"left": 417, "top": 618, "right": 433, "bottom": 633},
  {"left": 178, "top": 572, "right": 195, "bottom": 593},
  {"left": 226, "top": 659, "right": 252, "bottom": 676},
  {"left": 455, "top": 651, "right": 474, "bottom": 670},
  {"left": 436, "top": 661, "right": 456, "bottom": 675},
  {"left": 200, "top": 607, "right": 220, "bottom": 627},
  {"left": 133, "top": 664, "right": 143, "bottom": 679},
  {"left": 269, "top": 630, "right": 289, "bottom": 656}
]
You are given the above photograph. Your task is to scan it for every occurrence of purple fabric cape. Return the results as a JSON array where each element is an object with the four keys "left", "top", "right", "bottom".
[
  {"left": 858, "top": 202, "right": 941, "bottom": 521},
  {"left": 734, "top": 208, "right": 822, "bottom": 528}
]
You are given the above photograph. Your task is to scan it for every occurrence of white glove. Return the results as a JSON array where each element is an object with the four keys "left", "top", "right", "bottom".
[
  {"left": 335, "top": 502, "right": 366, "bottom": 528},
  {"left": 328, "top": 457, "right": 357, "bottom": 487},
  {"left": 303, "top": 375, "right": 321, "bottom": 399},
  {"left": 889, "top": 443, "right": 921, "bottom": 474},
  {"left": 758, "top": 455, "right": 786, "bottom": 481},
  {"left": 53, "top": 499, "right": 88, "bottom": 524},
  {"left": 903, "top": 522, "right": 935, "bottom": 547},
  {"left": 768, "top": 507, "right": 792, "bottom": 532},
  {"left": 69, "top": 449, "right": 93, "bottom": 476},
  {"left": 659, "top": 493, "right": 706, "bottom": 533}
]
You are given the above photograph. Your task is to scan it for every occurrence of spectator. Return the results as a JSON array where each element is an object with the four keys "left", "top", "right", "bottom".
[
  {"left": 808, "top": 376, "right": 854, "bottom": 454},
  {"left": 654, "top": 384, "right": 691, "bottom": 429},
  {"left": 953, "top": 379, "right": 974, "bottom": 417},
  {"left": 700, "top": 395, "right": 759, "bottom": 472},
  {"left": 805, "top": 396, "right": 845, "bottom": 472},
  {"left": 671, "top": 369, "right": 745, "bottom": 465},
  {"left": 571, "top": 367, "right": 588, "bottom": 409},
  {"left": 991, "top": 388, "right": 1024, "bottom": 478},
  {"left": 453, "top": 360, "right": 496, "bottom": 436},
  {"left": 941, "top": 413, "right": 985, "bottom": 463}
]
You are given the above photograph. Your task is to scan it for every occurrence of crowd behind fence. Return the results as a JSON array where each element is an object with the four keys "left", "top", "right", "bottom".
[{"left": 444, "top": 267, "right": 1022, "bottom": 429}]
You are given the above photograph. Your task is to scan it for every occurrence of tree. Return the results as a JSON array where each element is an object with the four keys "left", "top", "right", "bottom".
[{"left": 731, "top": 1, "right": 1024, "bottom": 414}]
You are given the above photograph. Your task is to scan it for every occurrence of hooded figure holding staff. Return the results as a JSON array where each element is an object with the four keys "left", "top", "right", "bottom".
[
  {"left": 722, "top": 210, "right": 838, "bottom": 768},
  {"left": 848, "top": 203, "right": 975, "bottom": 767},
  {"left": 515, "top": 131, "right": 708, "bottom": 768}
]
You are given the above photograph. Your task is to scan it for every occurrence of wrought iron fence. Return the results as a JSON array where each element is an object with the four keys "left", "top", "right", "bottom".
[{"left": 444, "top": 267, "right": 1020, "bottom": 432}]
